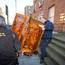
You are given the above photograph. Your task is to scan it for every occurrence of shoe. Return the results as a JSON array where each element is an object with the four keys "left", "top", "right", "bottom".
[
  {"left": 45, "top": 54, "right": 47, "bottom": 57},
  {"left": 40, "top": 60, "right": 44, "bottom": 64},
  {"left": 40, "top": 63, "right": 44, "bottom": 65}
]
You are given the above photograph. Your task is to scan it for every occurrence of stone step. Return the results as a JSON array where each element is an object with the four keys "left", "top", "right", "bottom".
[
  {"left": 53, "top": 36, "right": 65, "bottom": 43},
  {"left": 48, "top": 43, "right": 65, "bottom": 58},
  {"left": 51, "top": 39, "right": 65, "bottom": 49},
  {"left": 44, "top": 57, "right": 56, "bottom": 65},
  {"left": 46, "top": 47, "right": 65, "bottom": 65},
  {"left": 45, "top": 33, "right": 65, "bottom": 65}
]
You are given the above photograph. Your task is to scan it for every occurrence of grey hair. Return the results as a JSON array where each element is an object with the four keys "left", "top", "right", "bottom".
[{"left": 0, "top": 16, "right": 6, "bottom": 26}]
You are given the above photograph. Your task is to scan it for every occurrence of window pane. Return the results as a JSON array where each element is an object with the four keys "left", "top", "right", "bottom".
[
  {"left": 48, "top": 6, "right": 55, "bottom": 17},
  {"left": 48, "top": 6, "right": 55, "bottom": 23}
]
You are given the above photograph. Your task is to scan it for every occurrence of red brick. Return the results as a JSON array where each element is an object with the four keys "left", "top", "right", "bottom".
[{"left": 33, "top": 0, "right": 65, "bottom": 32}]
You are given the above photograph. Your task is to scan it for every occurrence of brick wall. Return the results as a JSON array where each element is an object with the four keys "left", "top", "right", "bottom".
[
  {"left": 43, "top": 0, "right": 65, "bottom": 32},
  {"left": 32, "top": 0, "right": 43, "bottom": 19}
]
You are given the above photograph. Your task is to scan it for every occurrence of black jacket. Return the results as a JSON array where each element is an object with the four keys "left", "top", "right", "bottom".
[{"left": 0, "top": 26, "right": 20, "bottom": 65}]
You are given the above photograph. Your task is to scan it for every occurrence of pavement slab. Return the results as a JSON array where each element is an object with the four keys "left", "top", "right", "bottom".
[{"left": 18, "top": 54, "right": 44, "bottom": 65}]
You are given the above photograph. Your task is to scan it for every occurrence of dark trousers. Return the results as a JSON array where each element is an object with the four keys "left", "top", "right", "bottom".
[
  {"left": 39, "top": 39, "right": 50, "bottom": 62},
  {"left": 0, "top": 58, "right": 19, "bottom": 65}
]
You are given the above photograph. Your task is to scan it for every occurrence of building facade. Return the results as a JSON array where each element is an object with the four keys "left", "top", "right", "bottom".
[
  {"left": 32, "top": 0, "right": 44, "bottom": 23},
  {"left": 24, "top": 6, "right": 34, "bottom": 16},
  {"left": 43, "top": 0, "right": 65, "bottom": 32},
  {"left": 0, "top": 0, "right": 9, "bottom": 25},
  {"left": 33, "top": 0, "right": 65, "bottom": 32}
]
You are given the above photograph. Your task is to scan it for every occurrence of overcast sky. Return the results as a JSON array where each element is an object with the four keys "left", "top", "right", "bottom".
[
  {"left": 16, "top": 0, "right": 33, "bottom": 14},
  {"left": 6, "top": 0, "right": 33, "bottom": 24}
]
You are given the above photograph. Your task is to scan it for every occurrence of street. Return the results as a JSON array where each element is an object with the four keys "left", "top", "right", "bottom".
[{"left": 18, "top": 54, "right": 44, "bottom": 65}]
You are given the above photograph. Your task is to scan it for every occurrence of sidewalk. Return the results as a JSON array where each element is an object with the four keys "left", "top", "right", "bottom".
[{"left": 18, "top": 54, "right": 44, "bottom": 65}]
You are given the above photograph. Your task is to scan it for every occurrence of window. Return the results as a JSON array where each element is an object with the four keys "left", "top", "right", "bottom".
[
  {"left": 48, "top": 6, "right": 55, "bottom": 23},
  {"left": 60, "top": 13, "right": 65, "bottom": 21}
]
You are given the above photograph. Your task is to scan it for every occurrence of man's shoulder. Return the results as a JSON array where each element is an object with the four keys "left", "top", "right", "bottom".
[{"left": 47, "top": 20, "right": 53, "bottom": 25}]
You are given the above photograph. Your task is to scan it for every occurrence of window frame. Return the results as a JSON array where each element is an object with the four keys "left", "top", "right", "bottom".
[{"left": 48, "top": 5, "right": 55, "bottom": 23}]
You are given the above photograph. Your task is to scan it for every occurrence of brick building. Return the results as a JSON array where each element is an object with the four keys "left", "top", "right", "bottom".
[
  {"left": 24, "top": 6, "right": 34, "bottom": 16},
  {"left": 32, "top": 0, "right": 44, "bottom": 20},
  {"left": 33, "top": 0, "right": 65, "bottom": 32}
]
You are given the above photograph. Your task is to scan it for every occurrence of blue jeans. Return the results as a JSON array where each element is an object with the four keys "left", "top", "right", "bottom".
[{"left": 39, "top": 39, "right": 50, "bottom": 62}]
